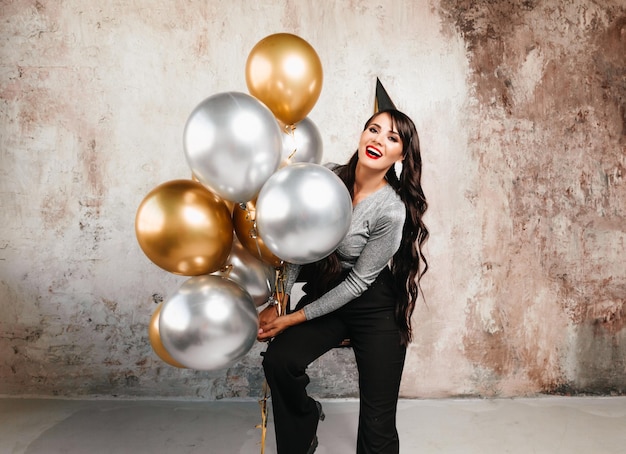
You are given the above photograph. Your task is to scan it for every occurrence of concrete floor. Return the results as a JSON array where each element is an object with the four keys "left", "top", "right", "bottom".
[{"left": 1, "top": 396, "right": 625, "bottom": 453}]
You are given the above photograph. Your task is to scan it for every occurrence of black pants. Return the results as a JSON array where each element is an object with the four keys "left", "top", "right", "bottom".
[{"left": 262, "top": 267, "right": 407, "bottom": 453}]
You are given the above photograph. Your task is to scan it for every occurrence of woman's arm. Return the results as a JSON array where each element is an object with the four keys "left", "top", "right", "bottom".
[{"left": 302, "top": 204, "right": 404, "bottom": 320}]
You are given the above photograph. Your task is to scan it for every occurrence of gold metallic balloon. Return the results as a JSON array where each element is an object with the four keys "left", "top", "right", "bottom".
[
  {"left": 232, "top": 199, "right": 282, "bottom": 268},
  {"left": 135, "top": 179, "right": 233, "bottom": 275},
  {"left": 246, "top": 33, "right": 323, "bottom": 125},
  {"left": 148, "top": 303, "right": 185, "bottom": 368},
  {"left": 222, "top": 200, "right": 235, "bottom": 215}
]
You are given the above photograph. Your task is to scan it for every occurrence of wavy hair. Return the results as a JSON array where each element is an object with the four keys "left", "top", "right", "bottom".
[{"left": 314, "top": 109, "right": 429, "bottom": 346}]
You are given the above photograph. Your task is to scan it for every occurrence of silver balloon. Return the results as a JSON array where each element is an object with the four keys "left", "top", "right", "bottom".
[
  {"left": 212, "top": 238, "right": 276, "bottom": 307},
  {"left": 159, "top": 275, "right": 259, "bottom": 370},
  {"left": 183, "top": 92, "right": 282, "bottom": 203},
  {"left": 280, "top": 117, "right": 323, "bottom": 165},
  {"left": 256, "top": 163, "right": 352, "bottom": 264}
]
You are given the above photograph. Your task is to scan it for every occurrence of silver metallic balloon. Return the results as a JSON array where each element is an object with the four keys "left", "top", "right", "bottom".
[
  {"left": 256, "top": 163, "right": 352, "bottom": 264},
  {"left": 280, "top": 117, "right": 323, "bottom": 165},
  {"left": 159, "top": 275, "right": 259, "bottom": 370},
  {"left": 183, "top": 92, "right": 282, "bottom": 203},
  {"left": 212, "top": 238, "right": 276, "bottom": 307}
]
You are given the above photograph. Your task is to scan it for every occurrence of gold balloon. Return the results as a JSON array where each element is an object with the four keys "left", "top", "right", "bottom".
[
  {"left": 223, "top": 200, "right": 235, "bottom": 214},
  {"left": 246, "top": 33, "right": 323, "bottom": 125},
  {"left": 233, "top": 199, "right": 282, "bottom": 268},
  {"left": 149, "top": 303, "right": 185, "bottom": 368},
  {"left": 135, "top": 179, "right": 233, "bottom": 275}
]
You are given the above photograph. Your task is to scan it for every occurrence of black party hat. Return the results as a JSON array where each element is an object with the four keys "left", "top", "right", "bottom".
[{"left": 374, "top": 78, "right": 396, "bottom": 112}]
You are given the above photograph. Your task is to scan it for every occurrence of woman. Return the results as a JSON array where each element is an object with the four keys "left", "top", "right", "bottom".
[{"left": 258, "top": 109, "right": 429, "bottom": 454}]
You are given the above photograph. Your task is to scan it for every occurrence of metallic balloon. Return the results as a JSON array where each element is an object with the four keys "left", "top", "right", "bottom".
[
  {"left": 246, "top": 33, "right": 323, "bottom": 125},
  {"left": 213, "top": 238, "right": 276, "bottom": 307},
  {"left": 148, "top": 303, "right": 185, "bottom": 368},
  {"left": 192, "top": 173, "right": 236, "bottom": 213},
  {"left": 233, "top": 199, "right": 283, "bottom": 267},
  {"left": 279, "top": 117, "right": 323, "bottom": 166},
  {"left": 183, "top": 91, "right": 282, "bottom": 203},
  {"left": 159, "top": 275, "right": 259, "bottom": 371},
  {"left": 135, "top": 179, "right": 233, "bottom": 276},
  {"left": 256, "top": 163, "right": 352, "bottom": 264}
]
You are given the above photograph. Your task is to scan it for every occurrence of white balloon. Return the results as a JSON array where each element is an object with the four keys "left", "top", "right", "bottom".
[
  {"left": 280, "top": 117, "right": 323, "bottom": 165},
  {"left": 159, "top": 275, "right": 259, "bottom": 370},
  {"left": 256, "top": 163, "right": 352, "bottom": 264},
  {"left": 183, "top": 92, "right": 282, "bottom": 203}
]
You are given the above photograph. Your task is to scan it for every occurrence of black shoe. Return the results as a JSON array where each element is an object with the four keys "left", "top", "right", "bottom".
[
  {"left": 307, "top": 435, "right": 318, "bottom": 454},
  {"left": 314, "top": 400, "right": 325, "bottom": 421},
  {"left": 307, "top": 400, "right": 324, "bottom": 453}
]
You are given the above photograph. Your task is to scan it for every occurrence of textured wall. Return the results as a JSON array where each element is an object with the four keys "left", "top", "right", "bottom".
[{"left": 0, "top": 0, "right": 624, "bottom": 399}]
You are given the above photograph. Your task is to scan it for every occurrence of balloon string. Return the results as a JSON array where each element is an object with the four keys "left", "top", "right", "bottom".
[
  {"left": 285, "top": 124, "right": 298, "bottom": 161},
  {"left": 219, "top": 264, "right": 233, "bottom": 276},
  {"left": 257, "top": 267, "right": 286, "bottom": 452},
  {"left": 241, "top": 203, "right": 265, "bottom": 263},
  {"left": 251, "top": 221, "right": 264, "bottom": 263},
  {"left": 257, "top": 380, "right": 270, "bottom": 453}
]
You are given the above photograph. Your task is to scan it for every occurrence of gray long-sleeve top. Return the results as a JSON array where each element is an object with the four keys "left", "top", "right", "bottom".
[{"left": 284, "top": 169, "right": 406, "bottom": 320}]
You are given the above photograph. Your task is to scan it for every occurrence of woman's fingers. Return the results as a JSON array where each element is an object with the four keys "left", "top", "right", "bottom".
[{"left": 257, "top": 324, "right": 275, "bottom": 340}]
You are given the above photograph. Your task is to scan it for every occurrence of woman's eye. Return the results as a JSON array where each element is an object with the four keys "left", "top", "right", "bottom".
[
  {"left": 389, "top": 136, "right": 398, "bottom": 143},
  {"left": 369, "top": 127, "right": 378, "bottom": 133}
]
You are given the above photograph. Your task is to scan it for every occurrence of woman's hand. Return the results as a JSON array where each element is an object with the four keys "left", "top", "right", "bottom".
[
  {"left": 258, "top": 304, "right": 279, "bottom": 328},
  {"left": 257, "top": 310, "right": 307, "bottom": 341}
]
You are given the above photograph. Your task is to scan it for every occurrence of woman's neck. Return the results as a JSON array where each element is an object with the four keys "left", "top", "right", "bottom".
[{"left": 352, "top": 164, "right": 388, "bottom": 206}]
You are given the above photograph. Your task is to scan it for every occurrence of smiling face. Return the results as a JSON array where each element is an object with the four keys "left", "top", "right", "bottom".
[{"left": 357, "top": 112, "right": 404, "bottom": 172}]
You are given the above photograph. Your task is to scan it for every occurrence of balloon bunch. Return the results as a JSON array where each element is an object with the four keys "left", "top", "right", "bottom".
[{"left": 135, "top": 33, "right": 352, "bottom": 371}]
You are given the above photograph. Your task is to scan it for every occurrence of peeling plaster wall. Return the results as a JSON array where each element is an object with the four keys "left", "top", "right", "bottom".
[
  {"left": 0, "top": 0, "right": 624, "bottom": 399},
  {"left": 426, "top": 0, "right": 626, "bottom": 397}
]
